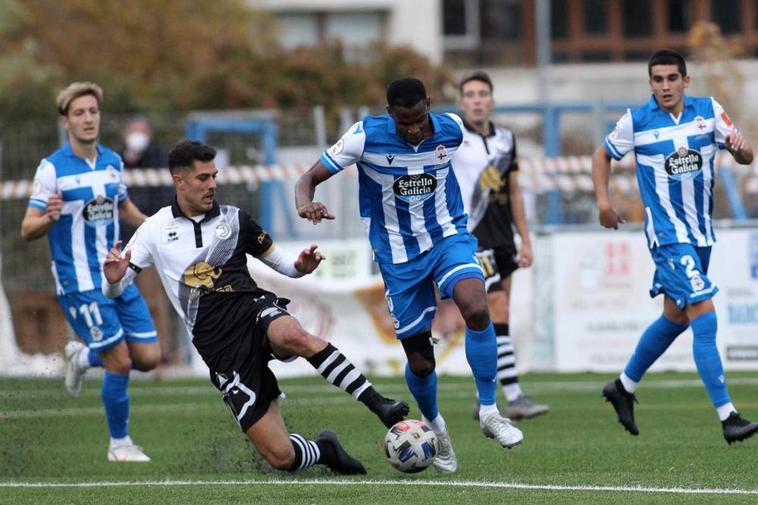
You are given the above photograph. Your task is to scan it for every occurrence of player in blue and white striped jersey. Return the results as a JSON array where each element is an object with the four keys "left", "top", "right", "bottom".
[
  {"left": 297, "top": 78, "right": 524, "bottom": 473},
  {"left": 592, "top": 50, "right": 757, "bottom": 444},
  {"left": 21, "top": 82, "right": 160, "bottom": 462}
]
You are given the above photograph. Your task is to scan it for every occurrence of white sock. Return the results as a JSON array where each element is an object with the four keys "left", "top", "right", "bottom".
[
  {"left": 478, "top": 403, "right": 499, "bottom": 420},
  {"left": 717, "top": 402, "right": 736, "bottom": 421},
  {"left": 619, "top": 372, "right": 638, "bottom": 394},
  {"left": 110, "top": 435, "right": 133, "bottom": 449},
  {"left": 503, "top": 383, "right": 523, "bottom": 403},
  {"left": 423, "top": 414, "right": 447, "bottom": 434},
  {"left": 77, "top": 347, "right": 91, "bottom": 370}
]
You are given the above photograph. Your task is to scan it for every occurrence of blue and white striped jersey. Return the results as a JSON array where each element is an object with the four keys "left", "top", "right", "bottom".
[
  {"left": 320, "top": 112, "right": 469, "bottom": 264},
  {"left": 28, "top": 143, "right": 128, "bottom": 295},
  {"left": 604, "top": 95, "right": 735, "bottom": 249}
]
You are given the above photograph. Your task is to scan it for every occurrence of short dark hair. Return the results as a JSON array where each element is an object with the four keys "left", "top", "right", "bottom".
[
  {"left": 386, "top": 78, "right": 427, "bottom": 108},
  {"left": 168, "top": 140, "right": 216, "bottom": 173},
  {"left": 648, "top": 49, "right": 687, "bottom": 78},
  {"left": 459, "top": 71, "right": 493, "bottom": 95}
]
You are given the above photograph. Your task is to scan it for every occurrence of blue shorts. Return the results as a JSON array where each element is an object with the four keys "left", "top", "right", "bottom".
[
  {"left": 378, "top": 233, "right": 484, "bottom": 339},
  {"left": 58, "top": 284, "right": 158, "bottom": 352},
  {"left": 649, "top": 243, "right": 718, "bottom": 309}
]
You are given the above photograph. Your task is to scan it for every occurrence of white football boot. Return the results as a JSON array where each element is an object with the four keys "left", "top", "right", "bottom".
[
  {"left": 432, "top": 429, "right": 458, "bottom": 473},
  {"left": 480, "top": 411, "right": 524, "bottom": 448},
  {"left": 64, "top": 340, "right": 87, "bottom": 397},
  {"left": 107, "top": 444, "right": 151, "bottom": 462}
]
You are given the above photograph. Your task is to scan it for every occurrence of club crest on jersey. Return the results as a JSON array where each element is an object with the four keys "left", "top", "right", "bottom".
[
  {"left": 89, "top": 326, "right": 103, "bottom": 342},
  {"left": 694, "top": 116, "right": 707, "bottom": 131},
  {"left": 435, "top": 144, "right": 448, "bottom": 161},
  {"left": 106, "top": 165, "right": 118, "bottom": 180},
  {"left": 83, "top": 195, "right": 114, "bottom": 225},
  {"left": 215, "top": 222, "right": 231, "bottom": 240},
  {"left": 393, "top": 173, "right": 437, "bottom": 203},
  {"left": 664, "top": 147, "right": 702, "bottom": 180}
]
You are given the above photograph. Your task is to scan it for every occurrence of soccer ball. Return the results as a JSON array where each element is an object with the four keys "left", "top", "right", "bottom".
[{"left": 383, "top": 419, "right": 437, "bottom": 473}]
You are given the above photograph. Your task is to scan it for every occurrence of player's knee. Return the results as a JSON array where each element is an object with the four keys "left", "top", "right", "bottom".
[
  {"left": 407, "top": 354, "right": 435, "bottom": 377},
  {"left": 460, "top": 304, "right": 490, "bottom": 330},
  {"left": 133, "top": 350, "right": 161, "bottom": 372},
  {"left": 279, "top": 327, "right": 314, "bottom": 356},
  {"left": 402, "top": 332, "right": 436, "bottom": 377},
  {"left": 105, "top": 355, "right": 132, "bottom": 375}
]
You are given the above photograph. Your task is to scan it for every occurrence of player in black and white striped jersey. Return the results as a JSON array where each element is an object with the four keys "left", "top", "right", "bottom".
[
  {"left": 103, "top": 140, "right": 409, "bottom": 474},
  {"left": 452, "top": 72, "right": 549, "bottom": 421}
]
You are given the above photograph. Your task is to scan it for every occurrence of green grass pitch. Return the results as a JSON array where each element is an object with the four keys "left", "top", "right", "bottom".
[{"left": 1, "top": 372, "right": 757, "bottom": 504}]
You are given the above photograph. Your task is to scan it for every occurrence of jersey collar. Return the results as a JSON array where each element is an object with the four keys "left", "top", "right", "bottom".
[
  {"left": 462, "top": 119, "right": 495, "bottom": 138},
  {"left": 171, "top": 197, "right": 220, "bottom": 222}
]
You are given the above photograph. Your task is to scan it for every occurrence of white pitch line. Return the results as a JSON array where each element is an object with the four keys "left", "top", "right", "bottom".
[{"left": 0, "top": 478, "right": 756, "bottom": 496}]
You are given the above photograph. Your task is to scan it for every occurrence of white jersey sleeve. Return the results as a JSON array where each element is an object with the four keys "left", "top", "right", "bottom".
[
  {"left": 604, "top": 110, "right": 634, "bottom": 160},
  {"left": 711, "top": 98, "right": 736, "bottom": 149},
  {"left": 28, "top": 159, "right": 57, "bottom": 211},
  {"left": 445, "top": 112, "right": 466, "bottom": 135},
  {"left": 320, "top": 121, "right": 367, "bottom": 173}
]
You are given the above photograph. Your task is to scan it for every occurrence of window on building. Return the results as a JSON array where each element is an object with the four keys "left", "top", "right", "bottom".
[
  {"left": 481, "top": 0, "right": 521, "bottom": 40},
  {"left": 583, "top": 0, "right": 607, "bottom": 34},
  {"left": 443, "top": 0, "right": 480, "bottom": 49},
  {"left": 324, "top": 12, "right": 383, "bottom": 46},
  {"left": 276, "top": 14, "right": 320, "bottom": 49},
  {"left": 668, "top": 0, "right": 692, "bottom": 32},
  {"left": 711, "top": 0, "right": 741, "bottom": 34},
  {"left": 623, "top": 0, "right": 652, "bottom": 36},
  {"left": 551, "top": 0, "right": 568, "bottom": 38}
]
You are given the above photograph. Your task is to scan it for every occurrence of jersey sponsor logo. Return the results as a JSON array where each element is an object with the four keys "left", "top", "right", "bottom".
[
  {"left": 664, "top": 147, "right": 703, "bottom": 180},
  {"left": 435, "top": 144, "right": 448, "bottom": 161},
  {"left": 183, "top": 261, "right": 222, "bottom": 290},
  {"left": 328, "top": 138, "right": 344, "bottom": 156},
  {"left": 393, "top": 173, "right": 437, "bottom": 203},
  {"left": 82, "top": 195, "right": 115, "bottom": 225},
  {"left": 215, "top": 222, "right": 231, "bottom": 240}
]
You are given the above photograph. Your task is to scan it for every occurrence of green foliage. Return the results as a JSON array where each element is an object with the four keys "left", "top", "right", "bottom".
[{"left": 0, "top": 0, "right": 453, "bottom": 121}]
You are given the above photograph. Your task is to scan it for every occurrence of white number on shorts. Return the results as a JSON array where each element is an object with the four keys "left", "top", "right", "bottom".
[
  {"left": 679, "top": 255, "right": 700, "bottom": 279},
  {"left": 78, "top": 302, "right": 103, "bottom": 327}
]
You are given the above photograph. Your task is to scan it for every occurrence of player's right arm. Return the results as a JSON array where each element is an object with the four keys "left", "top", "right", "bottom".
[
  {"left": 103, "top": 226, "right": 153, "bottom": 298},
  {"left": 21, "top": 160, "right": 61, "bottom": 241},
  {"left": 592, "top": 111, "right": 633, "bottom": 230},
  {"left": 295, "top": 121, "right": 366, "bottom": 224}
]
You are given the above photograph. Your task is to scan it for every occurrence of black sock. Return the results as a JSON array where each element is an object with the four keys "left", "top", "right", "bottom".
[{"left": 307, "top": 343, "right": 375, "bottom": 402}]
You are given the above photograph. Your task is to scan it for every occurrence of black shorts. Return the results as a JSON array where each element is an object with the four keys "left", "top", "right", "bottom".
[
  {"left": 476, "top": 245, "right": 519, "bottom": 293},
  {"left": 207, "top": 294, "right": 291, "bottom": 432}
]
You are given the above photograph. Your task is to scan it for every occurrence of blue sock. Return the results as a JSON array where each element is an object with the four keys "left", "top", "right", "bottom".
[
  {"left": 88, "top": 349, "right": 103, "bottom": 368},
  {"left": 465, "top": 323, "right": 497, "bottom": 406},
  {"left": 624, "top": 316, "right": 689, "bottom": 382},
  {"left": 102, "top": 372, "right": 130, "bottom": 439},
  {"left": 691, "top": 312, "right": 730, "bottom": 408},
  {"left": 405, "top": 365, "right": 438, "bottom": 421}
]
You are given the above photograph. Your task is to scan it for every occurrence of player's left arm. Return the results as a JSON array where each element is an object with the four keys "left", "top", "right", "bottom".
[
  {"left": 712, "top": 99, "right": 754, "bottom": 165},
  {"left": 118, "top": 198, "right": 148, "bottom": 228},
  {"left": 725, "top": 131, "right": 754, "bottom": 165},
  {"left": 508, "top": 168, "right": 532, "bottom": 268}
]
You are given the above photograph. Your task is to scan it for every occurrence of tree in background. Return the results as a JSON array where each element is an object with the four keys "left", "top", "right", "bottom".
[{"left": 0, "top": 0, "right": 453, "bottom": 121}]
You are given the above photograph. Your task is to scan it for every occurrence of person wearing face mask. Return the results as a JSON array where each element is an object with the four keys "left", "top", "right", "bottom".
[{"left": 120, "top": 117, "right": 165, "bottom": 170}]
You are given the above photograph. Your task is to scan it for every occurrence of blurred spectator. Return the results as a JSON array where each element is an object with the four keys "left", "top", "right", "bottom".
[{"left": 120, "top": 117, "right": 165, "bottom": 169}]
